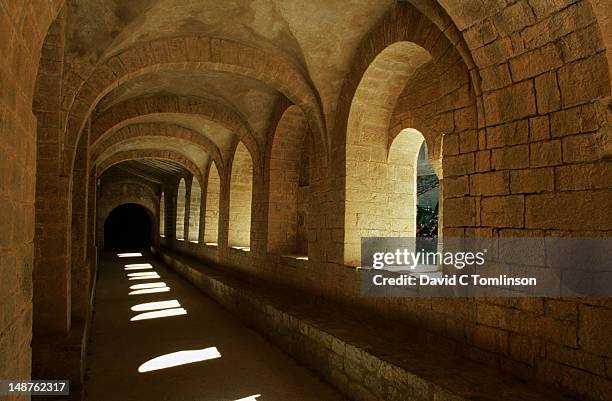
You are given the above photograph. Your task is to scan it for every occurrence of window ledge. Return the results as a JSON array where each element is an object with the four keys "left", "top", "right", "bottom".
[
  {"left": 281, "top": 254, "right": 308, "bottom": 261},
  {"left": 280, "top": 254, "right": 309, "bottom": 268},
  {"left": 231, "top": 246, "right": 251, "bottom": 253}
]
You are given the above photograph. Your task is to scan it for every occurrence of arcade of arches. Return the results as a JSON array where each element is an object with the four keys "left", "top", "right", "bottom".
[{"left": 1, "top": 1, "right": 612, "bottom": 400}]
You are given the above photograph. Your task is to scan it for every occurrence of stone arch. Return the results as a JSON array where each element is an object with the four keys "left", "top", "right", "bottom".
[
  {"left": 265, "top": 105, "right": 312, "bottom": 256},
  {"left": 347, "top": 41, "right": 433, "bottom": 161},
  {"left": 61, "top": 36, "right": 328, "bottom": 175},
  {"left": 334, "top": 1, "right": 478, "bottom": 148},
  {"left": 101, "top": 203, "right": 155, "bottom": 251},
  {"left": 96, "top": 180, "right": 158, "bottom": 250},
  {"left": 96, "top": 149, "right": 205, "bottom": 188},
  {"left": 159, "top": 192, "right": 166, "bottom": 237},
  {"left": 90, "top": 123, "right": 224, "bottom": 172},
  {"left": 176, "top": 178, "right": 187, "bottom": 240},
  {"left": 339, "top": 4, "right": 476, "bottom": 266},
  {"left": 343, "top": 42, "right": 436, "bottom": 266},
  {"left": 386, "top": 128, "right": 441, "bottom": 241},
  {"left": 101, "top": 200, "right": 156, "bottom": 224},
  {"left": 228, "top": 142, "right": 253, "bottom": 248},
  {"left": 587, "top": 0, "right": 612, "bottom": 89},
  {"left": 188, "top": 177, "right": 202, "bottom": 242},
  {"left": 204, "top": 162, "right": 221, "bottom": 245},
  {"left": 90, "top": 94, "right": 258, "bottom": 168}
]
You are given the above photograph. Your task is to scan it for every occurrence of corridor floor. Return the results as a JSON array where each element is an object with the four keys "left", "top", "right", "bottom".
[{"left": 84, "top": 252, "right": 346, "bottom": 401}]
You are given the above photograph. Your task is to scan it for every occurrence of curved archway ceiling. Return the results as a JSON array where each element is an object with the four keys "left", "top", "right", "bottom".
[
  {"left": 67, "top": 0, "right": 395, "bottom": 142},
  {"left": 96, "top": 136, "right": 211, "bottom": 170},
  {"left": 103, "top": 113, "right": 236, "bottom": 155},
  {"left": 92, "top": 69, "right": 275, "bottom": 151},
  {"left": 101, "top": 159, "right": 187, "bottom": 186}
]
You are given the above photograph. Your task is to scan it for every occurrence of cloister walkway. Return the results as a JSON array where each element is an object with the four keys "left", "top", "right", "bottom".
[{"left": 84, "top": 252, "right": 345, "bottom": 401}]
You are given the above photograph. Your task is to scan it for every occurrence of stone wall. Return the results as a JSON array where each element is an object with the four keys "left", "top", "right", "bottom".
[
  {"left": 3, "top": 1, "right": 610, "bottom": 400},
  {"left": 96, "top": 179, "right": 159, "bottom": 249},
  {"left": 266, "top": 105, "right": 310, "bottom": 255},
  {"left": 204, "top": 163, "right": 221, "bottom": 244},
  {"left": 228, "top": 142, "right": 253, "bottom": 248},
  {"left": 158, "top": 3, "right": 612, "bottom": 400},
  {"left": 0, "top": 0, "right": 63, "bottom": 388}
]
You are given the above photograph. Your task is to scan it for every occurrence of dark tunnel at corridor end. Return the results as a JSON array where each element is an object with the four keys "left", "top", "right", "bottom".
[{"left": 104, "top": 203, "right": 152, "bottom": 251}]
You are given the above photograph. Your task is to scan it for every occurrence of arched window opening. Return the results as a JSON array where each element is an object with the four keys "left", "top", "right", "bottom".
[
  {"left": 387, "top": 129, "right": 441, "bottom": 265},
  {"left": 296, "top": 142, "right": 310, "bottom": 256},
  {"left": 204, "top": 163, "right": 220, "bottom": 245},
  {"left": 188, "top": 178, "right": 201, "bottom": 243},
  {"left": 416, "top": 141, "right": 440, "bottom": 239},
  {"left": 229, "top": 142, "right": 253, "bottom": 250},
  {"left": 267, "top": 106, "right": 311, "bottom": 257},
  {"left": 175, "top": 178, "right": 186, "bottom": 240},
  {"left": 159, "top": 192, "right": 165, "bottom": 237},
  {"left": 344, "top": 42, "right": 433, "bottom": 267}
]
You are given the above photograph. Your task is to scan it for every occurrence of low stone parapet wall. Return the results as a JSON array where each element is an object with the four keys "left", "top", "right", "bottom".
[{"left": 154, "top": 247, "right": 574, "bottom": 401}]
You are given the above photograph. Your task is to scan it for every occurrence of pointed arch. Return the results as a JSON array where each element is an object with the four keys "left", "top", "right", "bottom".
[
  {"left": 204, "top": 163, "right": 221, "bottom": 245},
  {"left": 228, "top": 142, "right": 253, "bottom": 248},
  {"left": 266, "top": 105, "right": 311, "bottom": 256},
  {"left": 175, "top": 179, "right": 187, "bottom": 240},
  {"left": 188, "top": 178, "right": 202, "bottom": 242},
  {"left": 159, "top": 192, "right": 166, "bottom": 237}
]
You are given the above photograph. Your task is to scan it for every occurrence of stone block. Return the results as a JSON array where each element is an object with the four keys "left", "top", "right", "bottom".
[
  {"left": 535, "top": 71, "right": 561, "bottom": 114},
  {"left": 479, "top": 63, "right": 512, "bottom": 92},
  {"left": 445, "top": 176, "right": 469, "bottom": 198},
  {"left": 483, "top": 80, "right": 537, "bottom": 126},
  {"left": 481, "top": 195, "right": 524, "bottom": 228},
  {"left": 491, "top": 144, "right": 529, "bottom": 170},
  {"left": 509, "top": 334, "right": 538, "bottom": 365},
  {"left": 557, "top": 53, "right": 610, "bottom": 108},
  {"left": 443, "top": 153, "right": 474, "bottom": 177},
  {"left": 510, "top": 168, "right": 554, "bottom": 193},
  {"left": 551, "top": 103, "right": 598, "bottom": 137},
  {"left": 530, "top": 140, "right": 562, "bottom": 167},
  {"left": 529, "top": 116, "right": 550, "bottom": 141},
  {"left": 459, "top": 130, "right": 478, "bottom": 153},
  {"left": 470, "top": 171, "right": 510, "bottom": 196},
  {"left": 486, "top": 120, "right": 529, "bottom": 148},
  {"left": 545, "top": 299, "right": 578, "bottom": 321},
  {"left": 555, "top": 162, "right": 612, "bottom": 191},
  {"left": 475, "top": 150, "right": 491, "bottom": 172},
  {"left": 493, "top": 1, "right": 535, "bottom": 36},
  {"left": 472, "top": 324, "right": 509, "bottom": 354},
  {"left": 525, "top": 190, "right": 612, "bottom": 230},
  {"left": 444, "top": 197, "right": 476, "bottom": 227},
  {"left": 509, "top": 43, "right": 562, "bottom": 82},
  {"left": 562, "top": 133, "right": 600, "bottom": 163},
  {"left": 579, "top": 305, "right": 612, "bottom": 358},
  {"left": 477, "top": 303, "right": 521, "bottom": 331}
]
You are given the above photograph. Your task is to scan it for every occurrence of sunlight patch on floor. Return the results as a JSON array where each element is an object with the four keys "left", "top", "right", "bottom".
[
  {"left": 129, "top": 273, "right": 161, "bottom": 280},
  {"left": 129, "top": 287, "right": 170, "bottom": 295},
  {"left": 117, "top": 252, "right": 143, "bottom": 258},
  {"left": 131, "top": 300, "right": 181, "bottom": 312},
  {"left": 138, "top": 347, "right": 221, "bottom": 373},
  {"left": 129, "top": 282, "right": 170, "bottom": 295},
  {"left": 235, "top": 394, "right": 261, "bottom": 401},
  {"left": 130, "top": 282, "right": 167, "bottom": 290},
  {"left": 124, "top": 263, "right": 153, "bottom": 270},
  {"left": 130, "top": 307, "right": 187, "bottom": 321},
  {"left": 127, "top": 272, "right": 159, "bottom": 277}
]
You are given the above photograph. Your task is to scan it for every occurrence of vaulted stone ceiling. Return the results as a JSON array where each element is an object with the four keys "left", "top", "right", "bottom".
[
  {"left": 102, "top": 159, "right": 187, "bottom": 186},
  {"left": 69, "top": 0, "right": 395, "bottom": 183}
]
